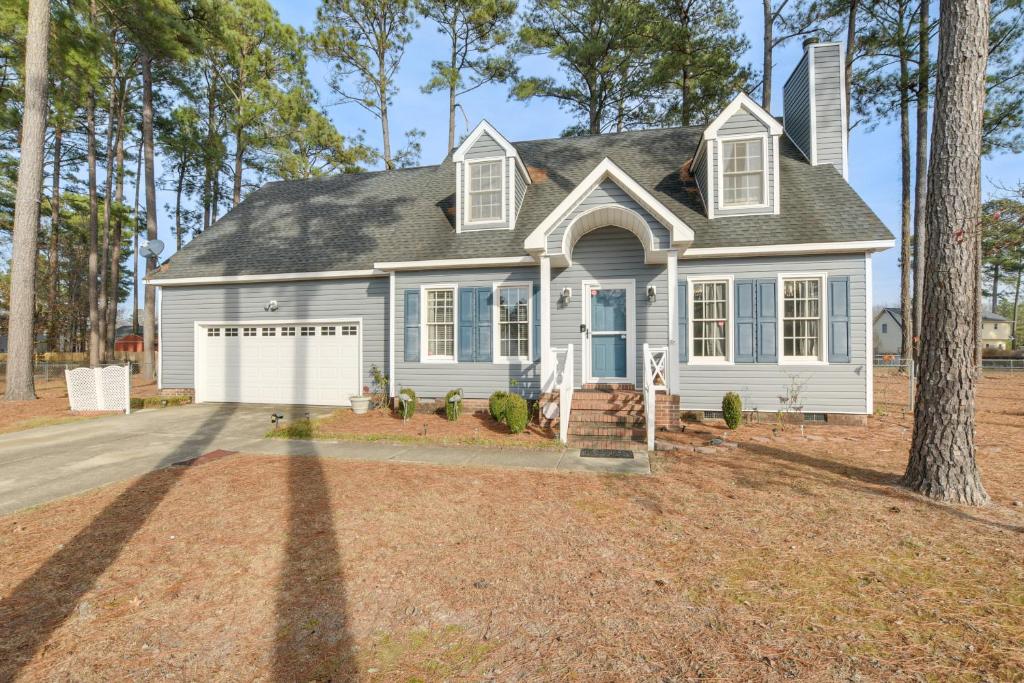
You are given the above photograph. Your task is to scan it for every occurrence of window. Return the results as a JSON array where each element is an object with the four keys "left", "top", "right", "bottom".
[
  {"left": 281, "top": 326, "right": 296, "bottom": 337},
  {"left": 692, "top": 281, "right": 729, "bottom": 359},
  {"left": 782, "top": 278, "right": 823, "bottom": 359},
  {"left": 300, "top": 326, "right": 315, "bottom": 336},
  {"left": 243, "top": 327, "right": 257, "bottom": 337},
  {"left": 881, "top": 323, "right": 888, "bottom": 333},
  {"left": 467, "top": 160, "right": 503, "bottom": 222},
  {"left": 321, "top": 326, "right": 336, "bottom": 336},
  {"left": 497, "top": 285, "right": 530, "bottom": 359},
  {"left": 340, "top": 324, "right": 357, "bottom": 336},
  {"left": 426, "top": 288, "right": 455, "bottom": 359},
  {"left": 225, "top": 327, "right": 239, "bottom": 337},
  {"left": 207, "top": 327, "right": 220, "bottom": 337},
  {"left": 721, "top": 137, "right": 765, "bottom": 207},
  {"left": 261, "top": 327, "right": 276, "bottom": 337}
]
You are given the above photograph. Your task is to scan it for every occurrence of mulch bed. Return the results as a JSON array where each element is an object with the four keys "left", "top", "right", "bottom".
[
  {"left": 0, "top": 371, "right": 1022, "bottom": 680},
  {"left": 0, "top": 378, "right": 159, "bottom": 434}
]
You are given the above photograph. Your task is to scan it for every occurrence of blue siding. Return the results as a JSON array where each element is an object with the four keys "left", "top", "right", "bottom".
[
  {"left": 710, "top": 108, "right": 777, "bottom": 217},
  {"left": 547, "top": 179, "right": 671, "bottom": 254}
]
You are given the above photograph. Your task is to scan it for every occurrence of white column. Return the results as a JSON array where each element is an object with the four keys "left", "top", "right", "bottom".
[
  {"left": 666, "top": 249, "right": 678, "bottom": 395},
  {"left": 389, "top": 271, "right": 396, "bottom": 397},
  {"left": 540, "top": 255, "right": 552, "bottom": 392},
  {"left": 865, "top": 253, "right": 873, "bottom": 415}
]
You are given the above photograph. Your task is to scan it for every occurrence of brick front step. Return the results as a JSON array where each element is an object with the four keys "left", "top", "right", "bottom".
[
  {"left": 568, "top": 412, "right": 645, "bottom": 426},
  {"left": 581, "top": 383, "right": 637, "bottom": 391},
  {"left": 573, "top": 437, "right": 646, "bottom": 450},
  {"left": 571, "top": 399, "right": 644, "bottom": 412},
  {"left": 573, "top": 389, "right": 642, "bottom": 400},
  {"left": 568, "top": 422, "right": 647, "bottom": 438}
]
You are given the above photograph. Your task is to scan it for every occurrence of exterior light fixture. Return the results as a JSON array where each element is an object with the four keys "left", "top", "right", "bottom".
[
  {"left": 647, "top": 285, "right": 657, "bottom": 303},
  {"left": 561, "top": 287, "right": 572, "bottom": 304},
  {"left": 264, "top": 300, "right": 279, "bottom": 312}
]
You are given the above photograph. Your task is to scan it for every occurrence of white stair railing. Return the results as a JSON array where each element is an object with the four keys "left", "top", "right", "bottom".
[
  {"left": 550, "top": 344, "right": 574, "bottom": 444},
  {"left": 642, "top": 344, "right": 669, "bottom": 450}
]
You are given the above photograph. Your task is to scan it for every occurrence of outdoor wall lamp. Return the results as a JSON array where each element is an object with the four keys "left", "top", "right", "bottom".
[
  {"left": 647, "top": 285, "right": 657, "bottom": 303},
  {"left": 561, "top": 287, "right": 572, "bottom": 304},
  {"left": 264, "top": 300, "right": 279, "bottom": 312}
]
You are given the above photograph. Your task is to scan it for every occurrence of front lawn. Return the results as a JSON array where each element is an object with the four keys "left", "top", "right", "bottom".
[
  {"left": 0, "top": 377, "right": 159, "bottom": 435},
  {"left": 1, "top": 370, "right": 1022, "bottom": 680}
]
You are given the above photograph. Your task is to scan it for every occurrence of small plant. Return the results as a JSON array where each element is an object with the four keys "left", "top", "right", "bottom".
[
  {"left": 489, "top": 390, "right": 510, "bottom": 421},
  {"left": 444, "top": 388, "right": 463, "bottom": 421},
  {"left": 503, "top": 393, "right": 529, "bottom": 434},
  {"left": 268, "top": 418, "right": 315, "bottom": 439},
  {"left": 722, "top": 392, "right": 742, "bottom": 429},
  {"left": 396, "top": 387, "right": 418, "bottom": 420},
  {"left": 369, "top": 364, "right": 389, "bottom": 410},
  {"left": 776, "top": 374, "right": 808, "bottom": 429}
]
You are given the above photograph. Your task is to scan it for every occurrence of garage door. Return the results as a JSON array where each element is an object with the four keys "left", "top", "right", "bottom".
[{"left": 197, "top": 322, "right": 361, "bottom": 406}]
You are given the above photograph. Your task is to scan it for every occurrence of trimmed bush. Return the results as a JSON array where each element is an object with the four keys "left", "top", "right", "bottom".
[
  {"left": 488, "top": 390, "right": 510, "bottom": 421},
  {"left": 722, "top": 392, "right": 743, "bottom": 429},
  {"left": 396, "top": 387, "right": 418, "bottom": 419},
  {"left": 503, "top": 394, "right": 529, "bottom": 434},
  {"left": 444, "top": 388, "right": 463, "bottom": 421}
]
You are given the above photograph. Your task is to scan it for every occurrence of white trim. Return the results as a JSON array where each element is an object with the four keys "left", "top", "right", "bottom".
[
  {"left": 389, "top": 271, "right": 396, "bottom": 397},
  {"left": 539, "top": 256, "right": 552, "bottom": 391},
  {"left": 374, "top": 256, "right": 535, "bottom": 271},
  {"left": 156, "top": 287, "right": 162, "bottom": 390},
  {"left": 451, "top": 120, "right": 531, "bottom": 182},
  {"left": 558, "top": 204, "right": 664, "bottom": 267},
  {"left": 777, "top": 272, "right": 829, "bottom": 366},
  {"left": 524, "top": 157, "right": 694, "bottom": 254},
  {"left": 836, "top": 45, "right": 850, "bottom": 179},
  {"left": 455, "top": 160, "right": 463, "bottom": 233},
  {"left": 706, "top": 144, "right": 715, "bottom": 219},
  {"left": 808, "top": 46, "right": 818, "bottom": 166},
  {"left": 716, "top": 133, "right": 770, "bottom": 211},
  {"left": 420, "top": 284, "right": 458, "bottom": 363},
  {"left": 464, "top": 156, "right": 507, "bottom": 227},
  {"left": 150, "top": 269, "right": 382, "bottom": 286},
  {"left": 865, "top": 253, "right": 873, "bottom": 414},
  {"left": 193, "top": 317, "right": 363, "bottom": 405},
  {"left": 491, "top": 280, "right": 533, "bottom": 364},
  {"left": 681, "top": 240, "right": 895, "bottom": 259},
  {"left": 703, "top": 92, "right": 784, "bottom": 138},
  {"left": 772, "top": 136, "right": 781, "bottom": 214},
  {"left": 582, "top": 279, "right": 637, "bottom": 386},
  {"left": 507, "top": 157, "right": 516, "bottom": 229},
  {"left": 686, "top": 275, "right": 735, "bottom": 365},
  {"left": 666, "top": 250, "right": 678, "bottom": 393}
]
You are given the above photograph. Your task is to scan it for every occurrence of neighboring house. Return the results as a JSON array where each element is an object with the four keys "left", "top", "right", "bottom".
[
  {"left": 149, "top": 39, "right": 893, "bottom": 439},
  {"left": 874, "top": 307, "right": 1013, "bottom": 354}
]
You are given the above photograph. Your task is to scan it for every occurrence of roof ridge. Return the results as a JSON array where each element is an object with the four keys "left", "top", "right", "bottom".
[{"left": 510, "top": 124, "right": 703, "bottom": 148}]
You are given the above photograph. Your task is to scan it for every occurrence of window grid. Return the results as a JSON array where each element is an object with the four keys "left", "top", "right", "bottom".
[
  {"left": 692, "top": 281, "right": 729, "bottom": 358},
  {"left": 281, "top": 326, "right": 296, "bottom": 337},
  {"left": 783, "top": 278, "right": 822, "bottom": 358},
  {"left": 722, "top": 138, "right": 765, "bottom": 207},
  {"left": 340, "top": 324, "right": 357, "bottom": 336},
  {"left": 207, "top": 327, "right": 220, "bottom": 337},
  {"left": 243, "top": 327, "right": 257, "bottom": 337},
  {"left": 468, "top": 160, "right": 502, "bottom": 222},
  {"left": 261, "top": 327, "right": 276, "bottom": 337},
  {"left": 498, "top": 286, "right": 530, "bottom": 358},
  {"left": 426, "top": 288, "right": 455, "bottom": 358},
  {"left": 321, "top": 326, "right": 336, "bottom": 336},
  {"left": 300, "top": 326, "right": 315, "bottom": 336},
  {"left": 225, "top": 327, "right": 239, "bottom": 337}
]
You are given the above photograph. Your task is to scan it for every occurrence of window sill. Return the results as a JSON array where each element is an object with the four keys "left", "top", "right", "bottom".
[
  {"left": 421, "top": 357, "right": 458, "bottom": 364},
  {"left": 687, "top": 358, "right": 733, "bottom": 366},
  {"left": 493, "top": 357, "right": 536, "bottom": 365},
  {"left": 778, "top": 358, "right": 828, "bottom": 366}
]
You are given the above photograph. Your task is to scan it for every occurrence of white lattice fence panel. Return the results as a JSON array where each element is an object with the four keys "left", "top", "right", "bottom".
[{"left": 65, "top": 365, "right": 131, "bottom": 414}]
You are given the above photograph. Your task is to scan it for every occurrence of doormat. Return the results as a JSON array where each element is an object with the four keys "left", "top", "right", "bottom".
[{"left": 580, "top": 448, "right": 634, "bottom": 459}]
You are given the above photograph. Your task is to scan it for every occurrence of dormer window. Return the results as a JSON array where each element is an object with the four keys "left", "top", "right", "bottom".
[
  {"left": 468, "top": 159, "right": 504, "bottom": 222},
  {"left": 721, "top": 136, "right": 766, "bottom": 207}
]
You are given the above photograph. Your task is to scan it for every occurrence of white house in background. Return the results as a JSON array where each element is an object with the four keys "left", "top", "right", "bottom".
[{"left": 874, "top": 307, "right": 1013, "bottom": 354}]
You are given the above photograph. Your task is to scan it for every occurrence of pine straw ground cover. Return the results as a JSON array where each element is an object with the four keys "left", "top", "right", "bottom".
[
  {"left": 0, "top": 377, "right": 158, "bottom": 434},
  {"left": 0, "top": 371, "right": 1022, "bottom": 681}
]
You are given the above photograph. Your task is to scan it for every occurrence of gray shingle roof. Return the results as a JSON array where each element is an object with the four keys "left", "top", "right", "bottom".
[{"left": 152, "top": 125, "right": 893, "bottom": 280}]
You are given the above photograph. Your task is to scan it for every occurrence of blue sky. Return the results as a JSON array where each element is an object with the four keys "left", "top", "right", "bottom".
[{"left": 145, "top": 0, "right": 1021, "bottom": 310}]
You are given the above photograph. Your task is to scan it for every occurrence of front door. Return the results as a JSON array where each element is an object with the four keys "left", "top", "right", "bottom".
[{"left": 584, "top": 281, "right": 635, "bottom": 385}]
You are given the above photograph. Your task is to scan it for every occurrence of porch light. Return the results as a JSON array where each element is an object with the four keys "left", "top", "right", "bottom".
[
  {"left": 647, "top": 285, "right": 657, "bottom": 303},
  {"left": 264, "top": 300, "right": 279, "bottom": 312},
  {"left": 561, "top": 287, "right": 572, "bottom": 304}
]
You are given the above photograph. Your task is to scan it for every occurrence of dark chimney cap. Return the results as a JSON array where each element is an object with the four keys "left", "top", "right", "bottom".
[{"left": 803, "top": 36, "right": 820, "bottom": 49}]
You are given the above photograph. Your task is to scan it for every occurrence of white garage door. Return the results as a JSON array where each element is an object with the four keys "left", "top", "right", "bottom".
[{"left": 197, "top": 322, "right": 361, "bottom": 406}]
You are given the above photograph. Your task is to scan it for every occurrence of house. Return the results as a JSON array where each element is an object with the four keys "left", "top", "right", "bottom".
[
  {"left": 874, "top": 307, "right": 1013, "bottom": 355},
  {"left": 149, "top": 39, "right": 893, "bottom": 443}
]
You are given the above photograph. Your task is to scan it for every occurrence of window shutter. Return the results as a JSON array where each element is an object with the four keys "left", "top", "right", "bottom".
[
  {"left": 734, "top": 280, "right": 756, "bottom": 363},
  {"left": 828, "top": 276, "right": 851, "bottom": 363},
  {"left": 756, "top": 279, "right": 778, "bottom": 362},
  {"left": 458, "top": 287, "right": 476, "bottom": 361},
  {"left": 476, "top": 287, "right": 492, "bottom": 362},
  {"left": 532, "top": 284, "right": 541, "bottom": 361},
  {"left": 404, "top": 289, "right": 420, "bottom": 362},
  {"left": 677, "top": 281, "right": 688, "bottom": 362}
]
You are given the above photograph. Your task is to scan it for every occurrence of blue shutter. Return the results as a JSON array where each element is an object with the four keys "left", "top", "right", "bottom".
[
  {"left": 532, "top": 284, "right": 540, "bottom": 361},
  {"left": 734, "top": 280, "right": 756, "bottom": 363},
  {"left": 677, "top": 281, "right": 688, "bottom": 362},
  {"left": 756, "top": 279, "right": 778, "bottom": 363},
  {"left": 404, "top": 289, "right": 420, "bottom": 362},
  {"left": 828, "top": 276, "right": 851, "bottom": 362},
  {"left": 476, "top": 287, "right": 492, "bottom": 362},
  {"left": 458, "top": 287, "right": 476, "bottom": 361}
]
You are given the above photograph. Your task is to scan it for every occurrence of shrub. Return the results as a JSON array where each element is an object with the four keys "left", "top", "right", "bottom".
[
  {"left": 503, "top": 394, "right": 529, "bottom": 434},
  {"left": 488, "top": 390, "right": 509, "bottom": 421},
  {"left": 274, "top": 418, "right": 315, "bottom": 439},
  {"left": 444, "top": 388, "right": 463, "bottom": 421},
  {"left": 722, "top": 392, "right": 742, "bottom": 429},
  {"left": 396, "top": 387, "right": 418, "bottom": 419}
]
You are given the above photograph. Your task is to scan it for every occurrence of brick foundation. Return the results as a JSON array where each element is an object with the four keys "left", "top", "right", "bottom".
[
  {"left": 686, "top": 409, "right": 867, "bottom": 427},
  {"left": 159, "top": 387, "right": 195, "bottom": 399}
]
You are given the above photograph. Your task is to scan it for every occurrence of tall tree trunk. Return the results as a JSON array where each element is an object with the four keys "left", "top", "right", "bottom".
[
  {"left": 912, "top": 0, "right": 930, "bottom": 357},
  {"left": 87, "top": 88, "right": 100, "bottom": 368},
  {"left": 990, "top": 263, "right": 1000, "bottom": 311},
  {"left": 899, "top": 44, "right": 913, "bottom": 361},
  {"left": 175, "top": 163, "right": 185, "bottom": 251},
  {"left": 98, "top": 75, "right": 118, "bottom": 362},
  {"left": 204, "top": 75, "right": 216, "bottom": 230},
  {"left": 975, "top": 219, "right": 983, "bottom": 370},
  {"left": 380, "top": 56, "right": 393, "bottom": 169},
  {"left": 132, "top": 136, "right": 142, "bottom": 335},
  {"left": 106, "top": 87, "right": 126, "bottom": 357},
  {"left": 1012, "top": 258, "right": 1022, "bottom": 349},
  {"left": 447, "top": 27, "right": 457, "bottom": 153},
  {"left": 46, "top": 125, "right": 62, "bottom": 352},
  {"left": 903, "top": 0, "right": 991, "bottom": 506},
  {"left": 844, "top": 0, "right": 859, "bottom": 126},
  {"left": 142, "top": 54, "right": 158, "bottom": 382},
  {"left": 3, "top": 0, "right": 50, "bottom": 401},
  {"left": 762, "top": 0, "right": 773, "bottom": 111},
  {"left": 233, "top": 124, "right": 243, "bottom": 206}
]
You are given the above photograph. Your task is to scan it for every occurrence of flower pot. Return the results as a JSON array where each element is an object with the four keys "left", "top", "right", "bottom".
[{"left": 350, "top": 396, "right": 371, "bottom": 414}]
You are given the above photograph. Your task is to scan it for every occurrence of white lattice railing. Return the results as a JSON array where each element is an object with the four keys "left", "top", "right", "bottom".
[
  {"left": 65, "top": 365, "right": 131, "bottom": 414},
  {"left": 550, "top": 344, "right": 574, "bottom": 444},
  {"left": 643, "top": 345, "right": 669, "bottom": 450}
]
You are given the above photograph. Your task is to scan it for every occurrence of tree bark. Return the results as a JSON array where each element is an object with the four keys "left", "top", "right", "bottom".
[
  {"left": 106, "top": 88, "right": 126, "bottom": 357},
  {"left": 447, "top": 27, "right": 457, "bottom": 153},
  {"left": 899, "top": 41, "right": 914, "bottom": 361},
  {"left": 98, "top": 74, "right": 118, "bottom": 362},
  {"left": 912, "top": 0, "right": 930, "bottom": 357},
  {"left": 204, "top": 75, "right": 216, "bottom": 231},
  {"left": 990, "top": 263, "right": 1000, "bottom": 311},
  {"left": 3, "top": 0, "right": 50, "bottom": 401},
  {"left": 1012, "top": 256, "right": 1022, "bottom": 349},
  {"left": 132, "top": 136, "right": 142, "bottom": 335},
  {"left": 87, "top": 87, "right": 100, "bottom": 368},
  {"left": 844, "top": 0, "right": 859, "bottom": 126},
  {"left": 762, "top": 0, "right": 773, "bottom": 112},
  {"left": 903, "top": 0, "right": 991, "bottom": 506},
  {"left": 142, "top": 54, "right": 158, "bottom": 382},
  {"left": 233, "top": 125, "right": 244, "bottom": 206},
  {"left": 175, "top": 162, "right": 185, "bottom": 251},
  {"left": 46, "top": 125, "right": 62, "bottom": 352},
  {"left": 379, "top": 54, "right": 393, "bottom": 169}
]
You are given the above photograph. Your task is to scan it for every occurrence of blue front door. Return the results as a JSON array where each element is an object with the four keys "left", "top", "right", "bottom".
[{"left": 589, "top": 287, "right": 629, "bottom": 380}]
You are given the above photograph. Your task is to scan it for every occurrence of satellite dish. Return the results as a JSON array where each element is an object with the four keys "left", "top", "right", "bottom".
[{"left": 140, "top": 239, "right": 165, "bottom": 258}]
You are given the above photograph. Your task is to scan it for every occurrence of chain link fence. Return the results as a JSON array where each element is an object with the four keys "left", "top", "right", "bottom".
[{"left": 0, "top": 360, "right": 141, "bottom": 385}]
